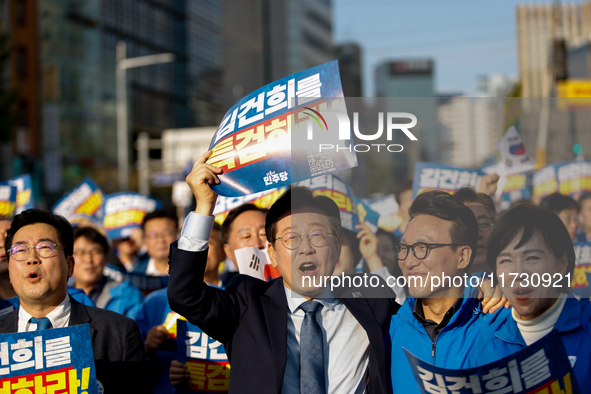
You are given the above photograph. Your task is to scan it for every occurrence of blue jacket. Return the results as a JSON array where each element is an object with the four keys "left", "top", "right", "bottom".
[
  {"left": 390, "top": 286, "right": 506, "bottom": 394},
  {"left": 95, "top": 278, "right": 144, "bottom": 319},
  {"left": 468, "top": 296, "right": 591, "bottom": 389}
]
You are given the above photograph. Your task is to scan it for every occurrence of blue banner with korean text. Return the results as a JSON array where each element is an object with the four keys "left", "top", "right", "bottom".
[
  {"left": 103, "top": 193, "right": 161, "bottom": 240},
  {"left": 532, "top": 164, "right": 559, "bottom": 201},
  {"left": 52, "top": 178, "right": 105, "bottom": 229},
  {"left": 297, "top": 174, "right": 380, "bottom": 233},
  {"left": 207, "top": 60, "right": 357, "bottom": 197},
  {"left": 573, "top": 238, "right": 591, "bottom": 299},
  {"left": 412, "top": 162, "right": 482, "bottom": 199},
  {"left": 0, "top": 183, "right": 17, "bottom": 219},
  {"left": 0, "top": 324, "right": 97, "bottom": 393},
  {"left": 8, "top": 174, "right": 34, "bottom": 214},
  {"left": 405, "top": 330, "right": 579, "bottom": 394},
  {"left": 556, "top": 160, "right": 591, "bottom": 198},
  {"left": 175, "top": 320, "right": 230, "bottom": 393}
]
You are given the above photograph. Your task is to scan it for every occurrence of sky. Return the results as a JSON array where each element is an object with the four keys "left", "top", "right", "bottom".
[{"left": 333, "top": 0, "right": 586, "bottom": 97}]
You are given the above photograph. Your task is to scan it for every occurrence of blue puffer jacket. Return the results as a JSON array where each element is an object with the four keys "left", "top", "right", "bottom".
[
  {"left": 467, "top": 296, "right": 591, "bottom": 389},
  {"left": 390, "top": 286, "right": 508, "bottom": 394},
  {"left": 95, "top": 278, "right": 144, "bottom": 319}
]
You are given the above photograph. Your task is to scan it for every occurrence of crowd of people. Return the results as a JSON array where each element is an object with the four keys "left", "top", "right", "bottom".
[{"left": 0, "top": 149, "right": 589, "bottom": 393}]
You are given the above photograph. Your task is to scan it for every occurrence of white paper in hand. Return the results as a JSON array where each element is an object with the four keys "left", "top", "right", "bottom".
[
  {"left": 235, "top": 247, "right": 267, "bottom": 281},
  {"left": 495, "top": 126, "right": 536, "bottom": 175}
]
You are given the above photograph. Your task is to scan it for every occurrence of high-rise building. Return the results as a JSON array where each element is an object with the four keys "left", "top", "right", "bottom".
[
  {"left": 374, "top": 59, "right": 440, "bottom": 172},
  {"left": 223, "top": 0, "right": 332, "bottom": 109},
  {"left": 438, "top": 95, "right": 500, "bottom": 168},
  {"left": 335, "top": 43, "right": 362, "bottom": 97},
  {"left": 517, "top": 2, "right": 586, "bottom": 97},
  {"left": 2, "top": 0, "right": 224, "bottom": 197}
]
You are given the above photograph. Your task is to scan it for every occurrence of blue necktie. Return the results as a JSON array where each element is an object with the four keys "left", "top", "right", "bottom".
[
  {"left": 29, "top": 317, "right": 52, "bottom": 330},
  {"left": 299, "top": 300, "right": 325, "bottom": 394}
]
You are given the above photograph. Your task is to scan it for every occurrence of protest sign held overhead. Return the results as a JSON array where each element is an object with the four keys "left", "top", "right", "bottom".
[
  {"left": 412, "top": 162, "right": 482, "bottom": 198},
  {"left": 0, "top": 183, "right": 17, "bottom": 219},
  {"left": 8, "top": 174, "right": 34, "bottom": 214},
  {"left": 297, "top": 174, "right": 380, "bottom": 233},
  {"left": 176, "top": 319, "right": 229, "bottom": 393},
  {"left": 0, "top": 325, "right": 98, "bottom": 394},
  {"left": 52, "top": 178, "right": 104, "bottom": 228},
  {"left": 212, "top": 187, "right": 286, "bottom": 224},
  {"left": 405, "top": 330, "right": 579, "bottom": 394},
  {"left": 556, "top": 161, "right": 591, "bottom": 198},
  {"left": 495, "top": 126, "right": 536, "bottom": 175},
  {"left": 206, "top": 60, "right": 357, "bottom": 197},
  {"left": 103, "top": 192, "right": 161, "bottom": 240},
  {"left": 532, "top": 164, "right": 558, "bottom": 201}
]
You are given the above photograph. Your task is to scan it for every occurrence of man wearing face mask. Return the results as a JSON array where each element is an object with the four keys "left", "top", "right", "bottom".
[{"left": 167, "top": 151, "right": 399, "bottom": 394}]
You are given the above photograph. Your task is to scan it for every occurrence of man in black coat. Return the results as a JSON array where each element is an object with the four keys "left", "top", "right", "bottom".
[
  {"left": 0, "top": 209, "right": 150, "bottom": 394},
  {"left": 168, "top": 151, "right": 399, "bottom": 393}
]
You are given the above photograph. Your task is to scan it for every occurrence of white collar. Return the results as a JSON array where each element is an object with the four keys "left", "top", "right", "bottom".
[
  {"left": 513, "top": 292, "right": 568, "bottom": 333},
  {"left": 18, "top": 295, "right": 72, "bottom": 332},
  {"left": 283, "top": 283, "right": 340, "bottom": 314},
  {"left": 146, "top": 257, "right": 168, "bottom": 277}
]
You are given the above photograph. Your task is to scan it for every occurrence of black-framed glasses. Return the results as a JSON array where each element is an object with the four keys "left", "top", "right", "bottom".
[
  {"left": 10, "top": 241, "right": 64, "bottom": 261},
  {"left": 393, "top": 242, "right": 466, "bottom": 260},
  {"left": 275, "top": 230, "right": 334, "bottom": 250}
]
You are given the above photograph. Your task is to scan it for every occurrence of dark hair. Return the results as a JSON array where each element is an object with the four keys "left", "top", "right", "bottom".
[
  {"left": 266, "top": 187, "right": 342, "bottom": 243},
  {"left": 142, "top": 209, "right": 178, "bottom": 228},
  {"left": 579, "top": 192, "right": 591, "bottom": 207},
  {"left": 539, "top": 193, "right": 579, "bottom": 214},
  {"left": 487, "top": 204, "right": 575, "bottom": 290},
  {"left": 211, "top": 221, "right": 222, "bottom": 241},
  {"left": 409, "top": 190, "right": 479, "bottom": 268},
  {"left": 5, "top": 209, "right": 74, "bottom": 257},
  {"left": 221, "top": 204, "right": 268, "bottom": 245},
  {"left": 453, "top": 186, "right": 496, "bottom": 219},
  {"left": 73, "top": 226, "right": 109, "bottom": 254}
]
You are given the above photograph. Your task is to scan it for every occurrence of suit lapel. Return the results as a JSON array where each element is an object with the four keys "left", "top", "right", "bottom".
[
  {"left": 68, "top": 298, "right": 97, "bottom": 342},
  {"left": 0, "top": 309, "right": 19, "bottom": 333},
  {"left": 261, "top": 278, "right": 288, "bottom": 393}
]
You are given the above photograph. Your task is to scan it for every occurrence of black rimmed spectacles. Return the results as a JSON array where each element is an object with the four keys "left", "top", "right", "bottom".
[{"left": 393, "top": 242, "right": 466, "bottom": 260}]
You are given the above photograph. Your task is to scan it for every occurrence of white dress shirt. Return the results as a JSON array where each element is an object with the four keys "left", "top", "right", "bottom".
[
  {"left": 145, "top": 257, "right": 169, "bottom": 277},
  {"left": 18, "top": 295, "right": 72, "bottom": 332},
  {"left": 178, "top": 212, "right": 370, "bottom": 394},
  {"left": 282, "top": 286, "right": 369, "bottom": 394}
]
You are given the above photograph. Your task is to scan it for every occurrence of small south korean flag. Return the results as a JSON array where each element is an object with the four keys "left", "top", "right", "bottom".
[
  {"left": 495, "top": 126, "right": 536, "bottom": 175},
  {"left": 235, "top": 247, "right": 269, "bottom": 281}
]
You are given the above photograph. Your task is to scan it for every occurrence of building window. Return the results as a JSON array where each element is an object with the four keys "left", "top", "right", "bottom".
[
  {"left": 16, "top": 47, "right": 27, "bottom": 79},
  {"left": 16, "top": 0, "right": 26, "bottom": 26}
]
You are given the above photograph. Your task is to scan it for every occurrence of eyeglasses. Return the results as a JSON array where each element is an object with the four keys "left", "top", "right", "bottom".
[
  {"left": 146, "top": 230, "right": 177, "bottom": 240},
  {"left": 10, "top": 241, "right": 64, "bottom": 261},
  {"left": 393, "top": 242, "right": 466, "bottom": 260},
  {"left": 73, "top": 249, "right": 104, "bottom": 258},
  {"left": 477, "top": 217, "right": 495, "bottom": 232},
  {"left": 275, "top": 230, "right": 334, "bottom": 250}
]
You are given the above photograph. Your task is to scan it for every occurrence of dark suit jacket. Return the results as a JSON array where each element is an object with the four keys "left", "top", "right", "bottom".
[
  {"left": 168, "top": 242, "right": 399, "bottom": 394},
  {"left": 0, "top": 297, "right": 151, "bottom": 394}
]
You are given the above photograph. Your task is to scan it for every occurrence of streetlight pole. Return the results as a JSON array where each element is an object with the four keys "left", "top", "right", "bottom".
[{"left": 116, "top": 41, "right": 175, "bottom": 192}]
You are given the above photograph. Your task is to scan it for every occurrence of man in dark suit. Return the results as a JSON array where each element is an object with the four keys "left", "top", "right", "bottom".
[
  {"left": 0, "top": 209, "right": 150, "bottom": 394},
  {"left": 168, "top": 151, "right": 399, "bottom": 393}
]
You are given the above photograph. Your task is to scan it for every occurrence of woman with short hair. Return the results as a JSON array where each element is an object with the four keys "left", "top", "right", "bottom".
[{"left": 469, "top": 204, "right": 591, "bottom": 388}]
